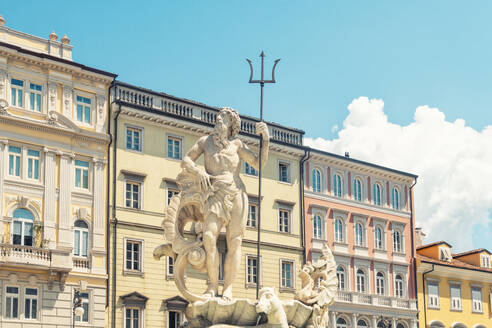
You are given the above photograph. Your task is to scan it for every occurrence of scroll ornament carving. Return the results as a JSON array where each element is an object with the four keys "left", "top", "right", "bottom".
[
  {"left": 63, "top": 87, "right": 72, "bottom": 116},
  {"left": 0, "top": 70, "right": 6, "bottom": 97},
  {"left": 48, "top": 83, "right": 57, "bottom": 110}
]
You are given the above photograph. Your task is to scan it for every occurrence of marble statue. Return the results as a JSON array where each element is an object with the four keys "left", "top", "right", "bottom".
[{"left": 154, "top": 107, "right": 269, "bottom": 302}]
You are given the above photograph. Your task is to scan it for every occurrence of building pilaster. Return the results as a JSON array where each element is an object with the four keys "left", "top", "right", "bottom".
[
  {"left": 0, "top": 139, "right": 8, "bottom": 242},
  {"left": 43, "top": 148, "right": 57, "bottom": 249},
  {"left": 92, "top": 158, "right": 106, "bottom": 253},
  {"left": 372, "top": 316, "right": 378, "bottom": 328},
  {"left": 58, "top": 152, "right": 74, "bottom": 250}
]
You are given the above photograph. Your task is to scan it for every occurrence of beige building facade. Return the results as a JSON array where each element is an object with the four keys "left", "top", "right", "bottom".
[
  {"left": 0, "top": 16, "right": 116, "bottom": 327},
  {"left": 108, "top": 81, "right": 306, "bottom": 328}
]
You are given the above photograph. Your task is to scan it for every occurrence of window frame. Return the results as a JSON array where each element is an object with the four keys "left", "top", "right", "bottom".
[
  {"left": 312, "top": 213, "right": 323, "bottom": 239},
  {"left": 10, "top": 77, "right": 25, "bottom": 109},
  {"left": 12, "top": 208, "right": 35, "bottom": 247},
  {"left": 280, "top": 259, "right": 295, "bottom": 290},
  {"left": 337, "top": 265, "right": 346, "bottom": 291},
  {"left": 471, "top": 286, "right": 483, "bottom": 313},
  {"left": 375, "top": 271, "right": 385, "bottom": 296},
  {"left": 312, "top": 167, "right": 322, "bottom": 193},
  {"left": 26, "top": 149, "right": 41, "bottom": 181},
  {"left": 24, "top": 286, "right": 39, "bottom": 320},
  {"left": 395, "top": 274, "right": 404, "bottom": 298},
  {"left": 167, "top": 310, "right": 181, "bottom": 328},
  {"left": 334, "top": 217, "right": 345, "bottom": 243},
  {"left": 245, "top": 255, "right": 262, "bottom": 287},
  {"left": 124, "top": 238, "right": 144, "bottom": 274},
  {"left": 278, "top": 208, "right": 291, "bottom": 234},
  {"left": 166, "top": 256, "right": 174, "bottom": 279},
  {"left": 373, "top": 183, "right": 382, "bottom": 206},
  {"left": 166, "top": 134, "right": 183, "bottom": 160},
  {"left": 125, "top": 125, "right": 144, "bottom": 152},
  {"left": 354, "top": 221, "right": 365, "bottom": 247},
  {"left": 124, "top": 306, "right": 142, "bottom": 328},
  {"left": 247, "top": 203, "right": 258, "bottom": 228},
  {"left": 74, "top": 290, "right": 90, "bottom": 323},
  {"left": 74, "top": 159, "right": 90, "bottom": 190},
  {"left": 4, "top": 285, "right": 20, "bottom": 319},
  {"left": 73, "top": 219, "right": 90, "bottom": 258},
  {"left": 333, "top": 173, "right": 343, "bottom": 197},
  {"left": 28, "top": 82, "right": 43, "bottom": 112},
  {"left": 8, "top": 145, "right": 22, "bottom": 178},
  {"left": 75, "top": 93, "right": 93, "bottom": 125},
  {"left": 244, "top": 162, "right": 258, "bottom": 176},
  {"left": 392, "top": 228, "right": 404, "bottom": 253},
  {"left": 353, "top": 177, "right": 362, "bottom": 201},
  {"left": 374, "top": 224, "right": 385, "bottom": 250},
  {"left": 277, "top": 160, "right": 291, "bottom": 183},
  {"left": 391, "top": 186, "right": 400, "bottom": 210},
  {"left": 356, "top": 268, "right": 366, "bottom": 293},
  {"left": 449, "top": 284, "right": 462, "bottom": 311},
  {"left": 427, "top": 280, "right": 440, "bottom": 309},
  {"left": 125, "top": 180, "right": 142, "bottom": 210}
]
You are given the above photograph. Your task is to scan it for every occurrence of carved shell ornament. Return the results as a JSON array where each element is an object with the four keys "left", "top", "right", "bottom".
[{"left": 0, "top": 99, "right": 8, "bottom": 114}]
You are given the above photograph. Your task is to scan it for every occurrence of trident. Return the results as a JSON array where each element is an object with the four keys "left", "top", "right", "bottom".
[{"left": 246, "top": 51, "right": 280, "bottom": 299}]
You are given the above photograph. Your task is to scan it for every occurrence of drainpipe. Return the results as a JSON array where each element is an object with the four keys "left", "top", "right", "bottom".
[
  {"left": 111, "top": 98, "right": 122, "bottom": 328},
  {"left": 409, "top": 177, "right": 418, "bottom": 322},
  {"left": 106, "top": 81, "right": 116, "bottom": 308},
  {"left": 422, "top": 264, "right": 435, "bottom": 328},
  {"left": 299, "top": 147, "right": 311, "bottom": 265}
]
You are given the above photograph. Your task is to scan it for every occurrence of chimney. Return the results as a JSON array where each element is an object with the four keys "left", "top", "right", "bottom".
[{"left": 415, "top": 227, "right": 426, "bottom": 248}]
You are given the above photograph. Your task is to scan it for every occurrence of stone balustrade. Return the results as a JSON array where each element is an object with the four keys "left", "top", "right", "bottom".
[
  {"left": 336, "top": 290, "right": 417, "bottom": 310},
  {"left": 115, "top": 84, "right": 304, "bottom": 146},
  {"left": 73, "top": 257, "right": 91, "bottom": 270},
  {"left": 0, "top": 243, "right": 51, "bottom": 267}
]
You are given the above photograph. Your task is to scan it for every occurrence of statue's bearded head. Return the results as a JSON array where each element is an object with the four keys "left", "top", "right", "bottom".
[{"left": 212, "top": 107, "right": 241, "bottom": 149}]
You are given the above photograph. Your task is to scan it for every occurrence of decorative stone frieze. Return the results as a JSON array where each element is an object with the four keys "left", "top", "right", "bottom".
[
  {"left": 48, "top": 82, "right": 58, "bottom": 112},
  {"left": 0, "top": 69, "right": 6, "bottom": 100},
  {"left": 62, "top": 85, "right": 73, "bottom": 117}
]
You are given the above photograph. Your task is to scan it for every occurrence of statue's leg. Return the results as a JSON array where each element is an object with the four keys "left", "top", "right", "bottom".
[
  {"left": 223, "top": 192, "right": 248, "bottom": 301},
  {"left": 203, "top": 214, "right": 222, "bottom": 297}
]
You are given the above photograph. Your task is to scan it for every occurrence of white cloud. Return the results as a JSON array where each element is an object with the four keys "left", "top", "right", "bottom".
[
  {"left": 305, "top": 97, "right": 492, "bottom": 251},
  {"left": 331, "top": 124, "right": 339, "bottom": 133}
]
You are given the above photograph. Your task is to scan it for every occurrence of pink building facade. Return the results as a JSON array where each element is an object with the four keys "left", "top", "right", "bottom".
[{"left": 303, "top": 149, "right": 418, "bottom": 328}]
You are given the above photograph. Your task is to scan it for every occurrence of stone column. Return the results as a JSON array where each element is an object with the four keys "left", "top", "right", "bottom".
[
  {"left": 411, "top": 319, "right": 417, "bottom": 328},
  {"left": 372, "top": 316, "right": 378, "bottom": 328},
  {"left": 43, "top": 148, "right": 57, "bottom": 249},
  {"left": 92, "top": 158, "right": 105, "bottom": 252},
  {"left": 0, "top": 139, "right": 8, "bottom": 242},
  {"left": 58, "top": 152, "right": 74, "bottom": 250},
  {"left": 352, "top": 313, "right": 358, "bottom": 328},
  {"left": 392, "top": 318, "right": 397, "bottom": 328},
  {"left": 331, "top": 311, "right": 337, "bottom": 328}
]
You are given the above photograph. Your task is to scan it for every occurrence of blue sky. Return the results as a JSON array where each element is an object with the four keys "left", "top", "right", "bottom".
[{"left": 2, "top": 1, "right": 491, "bottom": 250}]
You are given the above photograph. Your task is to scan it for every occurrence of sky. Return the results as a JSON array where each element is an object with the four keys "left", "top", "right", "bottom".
[{"left": 2, "top": 1, "right": 492, "bottom": 251}]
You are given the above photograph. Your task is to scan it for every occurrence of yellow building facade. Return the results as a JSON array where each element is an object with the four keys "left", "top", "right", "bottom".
[
  {"left": 0, "top": 16, "right": 116, "bottom": 327},
  {"left": 416, "top": 241, "right": 492, "bottom": 328},
  {"left": 108, "top": 81, "right": 306, "bottom": 328}
]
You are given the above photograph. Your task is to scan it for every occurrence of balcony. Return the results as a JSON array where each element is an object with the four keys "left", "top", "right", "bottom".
[
  {"left": 335, "top": 290, "right": 417, "bottom": 310},
  {"left": 0, "top": 243, "right": 51, "bottom": 268},
  {"left": 73, "top": 257, "right": 91, "bottom": 271}
]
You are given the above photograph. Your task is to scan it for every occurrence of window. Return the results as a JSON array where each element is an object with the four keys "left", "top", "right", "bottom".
[
  {"left": 125, "top": 308, "right": 140, "bottom": 328},
  {"left": 167, "top": 256, "right": 174, "bottom": 277},
  {"left": 333, "top": 174, "right": 342, "bottom": 197},
  {"left": 356, "top": 269, "right": 366, "bottom": 293},
  {"left": 336, "top": 317, "right": 347, "bottom": 328},
  {"left": 376, "top": 272, "right": 385, "bottom": 295},
  {"left": 337, "top": 266, "right": 345, "bottom": 290},
  {"left": 392, "top": 187, "right": 400, "bottom": 210},
  {"left": 167, "top": 188, "right": 179, "bottom": 205},
  {"left": 450, "top": 285, "right": 461, "bottom": 310},
  {"left": 472, "top": 287, "right": 483, "bottom": 313},
  {"left": 353, "top": 178, "right": 362, "bottom": 201},
  {"left": 12, "top": 208, "right": 34, "bottom": 246},
  {"left": 396, "top": 324, "right": 405, "bottom": 328},
  {"left": 75, "top": 291, "right": 89, "bottom": 323},
  {"left": 218, "top": 251, "right": 225, "bottom": 281},
  {"left": 8, "top": 145, "right": 21, "bottom": 177},
  {"left": 76, "top": 95, "right": 91, "bottom": 124},
  {"left": 427, "top": 281, "right": 439, "bottom": 308},
  {"left": 481, "top": 254, "right": 491, "bottom": 268},
  {"left": 24, "top": 287, "right": 38, "bottom": 320},
  {"left": 5, "top": 286, "right": 19, "bottom": 318},
  {"left": 373, "top": 183, "right": 382, "bottom": 205},
  {"left": 313, "top": 214, "right": 323, "bottom": 239},
  {"left": 247, "top": 204, "right": 257, "bottom": 228},
  {"left": 75, "top": 160, "right": 89, "bottom": 189},
  {"left": 11, "top": 78, "right": 24, "bottom": 108},
  {"left": 355, "top": 222, "right": 364, "bottom": 246},
  {"left": 126, "top": 127, "right": 142, "bottom": 151},
  {"left": 167, "top": 136, "right": 182, "bottom": 160},
  {"left": 27, "top": 149, "right": 40, "bottom": 180},
  {"left": 395, "top": 274, "right": 404, "bottom": 298},
  {"left": 357, "top": 320, "right": 368, "bottom": 328},
  {"left": 393, "top": 229, "right": 402, "bottom": 253},
  {"left": 126, "top": 240, "right": 142, "bottom": 272},
  {"left": 334, "top": 218, "right": 344, "bottom": 243},
  {"left": 375, "top": 226, "right": 384, "bottom": 250},
  {"left": 281, "top": 260, "right": 294, "bottom": 288},
  {"left": 278, "top": 161, "right": 290, "bottom": 183},
  {"left": 245, "top": 162, "right": 257, "bottom": 176},
  {"left": 279, "top": 209, "right": 290, "bottom": 233},
  {"left": 439, "top": 247, "right": 452, "bottom": 262},
  {"left": 74, "top": 220, "right": 89, "bottom": 257},
  {"left": 125, "top": 182, "right": 141, "bottom": 209},
  {"left": 168, "top": 311, "right": 181, "bottom": 328},
  {"left": 29, "top": 83, "right": 42, "bottom": 112},
  {"left": 312, "top": 168, "right": 321, "bottom": 192},
  {"left": 247, "top": 256, "right": 258, "bottom": 285}
]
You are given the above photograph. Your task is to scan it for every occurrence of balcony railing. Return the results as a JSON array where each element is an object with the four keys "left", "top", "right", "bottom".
[
  {"left": 73, "top": 257, "right": 91, "bottom": 270},
  {"left": 336, "top": 290, "right": 417, "bottom": 310},
  {"left": 0, "top": 243, "right": 51, "bottom": 266},
  {"left": 115, "top": 84, "right": 304, "bottom": 146}
]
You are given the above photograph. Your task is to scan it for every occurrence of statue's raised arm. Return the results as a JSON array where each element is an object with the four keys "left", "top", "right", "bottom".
[{"left": 237, "top": 122, "right": 270, "bottom": 171}]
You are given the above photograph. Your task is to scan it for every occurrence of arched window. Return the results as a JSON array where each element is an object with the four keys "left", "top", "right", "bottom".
[
  {"left": 334, "top": 218, "right": 344, "bottom": 243},
  {"left": 313, "top": 214, "right": 322, "bottom": 239},
  {"left": 12, "top": 208, "right": 34, "bottom": 246},
  {"left": 312, "top": 169, "right": 321, "bottom": 193},
  {"left": 355, "top": 222, "right": 364, "bottom": 246},
  {"left": 333, "top": 174, "right": 342, "bottom": 197},
  {"left": 397, "top": 323, "right": 405, "bottom": 328},
  {"left": 357, "top": 319, "right": 368, "bottom": 328},
  {"left": 392, "top": 187, "right": 400, "bottom": 210},
  {"left": 356, "top": 269, "right": 366, "bottom": 293},
  {"left": 353, "top": 178, "right": 362, "bottom": 201},
  {"left": 393, "top": 229, "right": 402, "bottom": 253},
  {"left": 336, "top": 266, "right": 345, "bottom": 290},
  {"left": 336, "top": 318, "right": 347, "bottom": 328},
  {"left": 373, "top": 183, "right": 382, "bottom": 205},
  {"left": 376, "top": 272, "right": 385, "bottom": 295},
  {"left": 74, "top": 220, "right": 89, "bottom": 257},
  {"left": 375, "top": 226, "right": 384, "bottom": 249},
  {"left": 395, "top": 274, "right": 404, "bottom": 298}
]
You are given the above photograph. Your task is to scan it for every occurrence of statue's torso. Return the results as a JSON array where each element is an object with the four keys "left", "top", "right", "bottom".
[{"left": 203, "top": 136, "right": 242, "bottom": 178}]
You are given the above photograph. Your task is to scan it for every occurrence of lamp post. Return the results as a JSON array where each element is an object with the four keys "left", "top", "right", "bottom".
[{"left": 72, "top": 290, "right": 85, "bottom": 328}]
